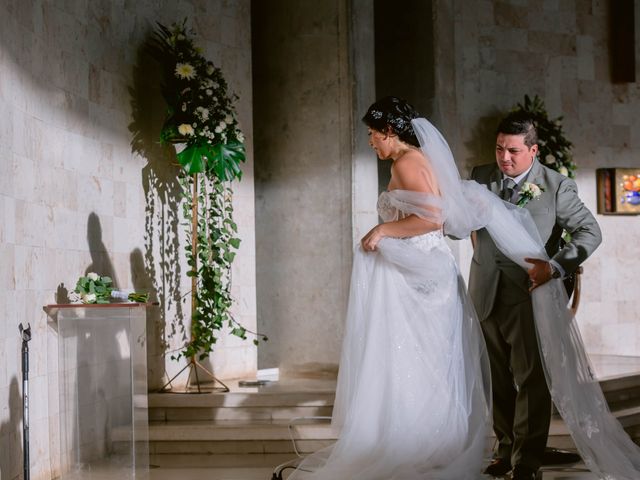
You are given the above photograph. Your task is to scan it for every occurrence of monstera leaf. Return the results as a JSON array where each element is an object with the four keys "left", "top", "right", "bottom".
[
  {"left": 206, "top": 141, "right": 245, "bottom": 181},
  {"left": 175, "top": 141, "right": 245, "bottom": 181}
]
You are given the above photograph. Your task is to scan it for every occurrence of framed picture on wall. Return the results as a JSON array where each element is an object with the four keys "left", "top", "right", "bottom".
[{"left": 596, "top": 168, "right": 640, "bottom": 215}]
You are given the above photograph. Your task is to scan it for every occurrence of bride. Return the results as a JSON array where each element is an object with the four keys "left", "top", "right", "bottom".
[
  {"left": 288, "top": 97, "right": 492, "bottom": 479},
  {"left": 288, "top": 96, "right": 640, "bottom": 479}
]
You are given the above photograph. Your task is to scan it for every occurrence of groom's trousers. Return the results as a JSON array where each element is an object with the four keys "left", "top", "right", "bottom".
[{"left": 481, "top": 294, "right": 551, "bottom": 471}]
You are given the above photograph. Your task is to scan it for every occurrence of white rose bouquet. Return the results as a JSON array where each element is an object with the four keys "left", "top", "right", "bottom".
[
  {"left": 73, "top": 273, "right": 113, "bottom": 304},
  {"left": 516, "top": 182, "right": 545, "bottom": 207},
  {"left": 71, "top": 273, "right": 150, "bottom": 304}
]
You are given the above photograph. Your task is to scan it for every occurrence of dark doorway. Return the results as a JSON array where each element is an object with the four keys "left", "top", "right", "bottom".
[{"left": 374, "top": 0, "right": 435, "bottom": 192}]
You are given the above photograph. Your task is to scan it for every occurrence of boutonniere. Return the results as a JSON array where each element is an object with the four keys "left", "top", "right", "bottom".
[{"left": 516, "top": 182, "right": 545, "bottom": 207}]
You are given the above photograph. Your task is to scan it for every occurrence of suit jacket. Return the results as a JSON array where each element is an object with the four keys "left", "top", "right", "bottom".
[{"left": 468, "top": 160, "right": 602, "bottom": 321}]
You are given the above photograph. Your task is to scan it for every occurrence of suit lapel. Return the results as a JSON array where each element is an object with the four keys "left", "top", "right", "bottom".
[
  {"left": 524, "top": 159, "right": 544, "bottom": 186},
  {"left": 489, "top": 167, "right": 502, "bottom": 195}
]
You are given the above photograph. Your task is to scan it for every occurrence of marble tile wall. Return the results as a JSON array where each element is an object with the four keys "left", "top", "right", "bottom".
[
  {"left": 0, "top": 1, "right": 255, "bottom": 478},
  {"left": 434, "top": 0, "right": 640, "bottom": 355}
]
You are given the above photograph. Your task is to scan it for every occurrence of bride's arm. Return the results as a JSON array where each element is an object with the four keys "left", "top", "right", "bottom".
[
  {"left": 361, "top": 152, "right": 441, "bottom": 251},
  {"left": 361, "top": 215, "right": 440, "bottom": 251}
]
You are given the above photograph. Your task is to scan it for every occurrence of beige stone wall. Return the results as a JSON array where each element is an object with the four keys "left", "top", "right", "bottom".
[
  {"left": 434, "top": 0, "right": 640, "bottom": 355},
  {"left": 0, "top": 1, "right": 255, "bottom": 478}
]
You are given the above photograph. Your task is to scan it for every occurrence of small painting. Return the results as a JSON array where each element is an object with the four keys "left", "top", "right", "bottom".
[{"left": 597, "top": 168, "right": 640, "bottom": 215}]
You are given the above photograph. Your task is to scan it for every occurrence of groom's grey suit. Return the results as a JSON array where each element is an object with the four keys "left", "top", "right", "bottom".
[{"left": 469, "top": 159, "right": 602, "bottom": 470}]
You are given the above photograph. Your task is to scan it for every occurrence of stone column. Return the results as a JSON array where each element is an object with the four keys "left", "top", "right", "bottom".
[{"left": 253, "top": 0, "right": 376, "bottom": 374}]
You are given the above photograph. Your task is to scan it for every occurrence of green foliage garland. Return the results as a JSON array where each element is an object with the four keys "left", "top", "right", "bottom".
[{"left": 512, "top": 95, "right": 577, "bottom": 178}]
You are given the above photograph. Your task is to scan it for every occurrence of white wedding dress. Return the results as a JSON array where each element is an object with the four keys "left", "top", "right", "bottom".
[
  {"left": 289, "top": 117, "right": 640, "bottom": 480},
  {"left": 287, "top": 190, "right": 491, "bottom": 480}
]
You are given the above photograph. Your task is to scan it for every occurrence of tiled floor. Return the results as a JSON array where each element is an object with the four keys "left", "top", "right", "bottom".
[
  {"left": 150, "top": 463, "right": 603, "bottom": 479},
  {"left": 65, "top": 462, "right": 599, "bottom": 479}
]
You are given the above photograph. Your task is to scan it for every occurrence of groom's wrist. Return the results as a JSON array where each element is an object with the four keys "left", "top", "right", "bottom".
[{"left": 549, "top": 260, "right": 564, "bottom": 279}]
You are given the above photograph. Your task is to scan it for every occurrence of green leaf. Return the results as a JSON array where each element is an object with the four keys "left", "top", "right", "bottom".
[
  {"left": 176, "top": 144, "right": 205, "bottom": 174},
  {"left": 204, "top": 142, "right": 245, "bottom": 181},
  {"left": 229, "top": 238, "right": 241, "bottom": 249},
  {"left": 231, "top": 327, "right": 246, "bottom": 339}
]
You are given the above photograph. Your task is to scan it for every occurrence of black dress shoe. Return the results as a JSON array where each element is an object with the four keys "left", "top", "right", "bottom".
[
  {"left": 511, "top": 464, "right": 538, "bottom": 480},
  {"left": 542, "top": 447, "right": 581, "bottom": 465},
  {"left": 483, "top": 458, "right": 512, "bottom": 476}
]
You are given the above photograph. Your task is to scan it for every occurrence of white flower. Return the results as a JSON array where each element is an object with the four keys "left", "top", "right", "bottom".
[
  {"left": 206, "top": 64, "right": 214, "bottom": 75},
  {"left": 524, "top": 182, "right": 542, "bottom": 197},
  {"left": 68, "top": 291, "right": 81, "bottom": 303},
  {"left": 181, "top": 103, "right": 187, "bottom": 112},
  {"left": 544, "top": 154, "right": 555, "bottom": 165},
  {"left": 178, "top": 124, "right": 195, "bottom": 136},
  {"left": 206, "top": 89, "right": 213, "bottom": 96},
  {"left": 82, "top": 293, "right": 97, "bottom": 304},
  {"left": 214, "top": 125, "right": 223, "bottom": 133},
  {"left": 516, "top": 181, "right": 545, "bottom": 207},
  {"left": 212, "top": 82, "right": 219, "bottom": 89},
  {"left": 558, "top": 166, "right": 569, "bottom": 176},
  {"left": 175, "top": 63, "right": 196, "bottom": 80},
  {"left": 197, "top": 107, "right": 210, "bottom": 120},
  {"left": 224, "top": 114, "right": 233, "bottom": 123},
  {"left": 219, "top": 121, "right": 227, "bottom": 129},
  {"left": 237, "top": 132, "right": 245, "bottom": 143},
  {"left": 87, "top": 272, "right": 99, "bottom": 281}
]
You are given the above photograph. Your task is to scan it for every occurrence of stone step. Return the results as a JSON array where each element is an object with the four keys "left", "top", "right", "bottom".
[
  {"left": 149, "top": 405, "right": 334, "bottom": 422},
  {"left": 149, "top": 453, "right": 299, "bottom": 469},
  {"left": 136, "top": 405, "right": 640, "bottom": 456},
  {"left": 149, "top": 375, "right": 640, "bottom": 423},
  {"left": 148, "top": 387, "right": 335, "bottom": 422},
  {"left": 114, "top": 419, "right": 335, "bottom": 456},
  {"left": 547, "top": 405, "right": 640, "bottom": 450},
  {"left": 600, "top": 373, "right": 640, "bottom": 409}
]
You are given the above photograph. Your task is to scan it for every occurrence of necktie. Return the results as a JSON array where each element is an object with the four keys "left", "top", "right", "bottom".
[{"left": 501, "top": 178, "right": 517, "bottom": 202}]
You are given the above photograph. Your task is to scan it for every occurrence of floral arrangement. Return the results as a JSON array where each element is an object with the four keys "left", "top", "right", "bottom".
[
  {"left": 511, "top": 95, "right": 576, "bottom": 178},
  {"left": 70, "top": 273, "right": 149, "bottom": 304},
  {"left": 72, "top": 273, "right": 113, "bottom": 304},
  {"left": 152, "top": 20, "right": 245, "bottom": 181},
  {"left": 516, "top": 182, "right": 545, "bottom": 207}
]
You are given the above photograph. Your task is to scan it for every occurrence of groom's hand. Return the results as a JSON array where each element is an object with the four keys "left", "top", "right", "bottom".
[{"left": 524, "top": 257, "right": 553, "bottom": 291}]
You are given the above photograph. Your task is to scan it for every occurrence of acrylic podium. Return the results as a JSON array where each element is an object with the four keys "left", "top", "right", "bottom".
[{"left": 46, "top": 304, "right": 149, "bottom": 479}]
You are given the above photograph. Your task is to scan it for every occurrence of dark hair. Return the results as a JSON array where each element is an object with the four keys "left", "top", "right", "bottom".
[
  {"left": 362, "top": 96, "right": 420, "bottom": 147},
  {"left": 496, "top": 111, "right": 538, "bottom": 148}
]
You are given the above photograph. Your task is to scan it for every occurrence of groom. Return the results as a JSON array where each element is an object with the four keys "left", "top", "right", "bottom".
[{"left": 469, "top": 112, "right": 602, "bottom": 480}]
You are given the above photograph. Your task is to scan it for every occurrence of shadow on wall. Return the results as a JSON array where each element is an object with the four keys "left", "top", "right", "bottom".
[
  {"left": 464, "top": 110, "right": 505, "bottom": 173},
  {"left": 0, "top": 377, "right": 23, "bottom": 480},
  {"left": 128, "top": 36, "right": 186, "bottom": 389},
  {"left": 86, "top": 212, "right": 119, "bottom": 285}
]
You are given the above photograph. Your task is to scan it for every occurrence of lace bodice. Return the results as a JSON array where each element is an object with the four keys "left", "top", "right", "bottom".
[
  {"left": 377, "top": 191, "right": 446, "bottom": 252},
  {"left": 377, "top": 190, "right": 443, "bottom": 224}
]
